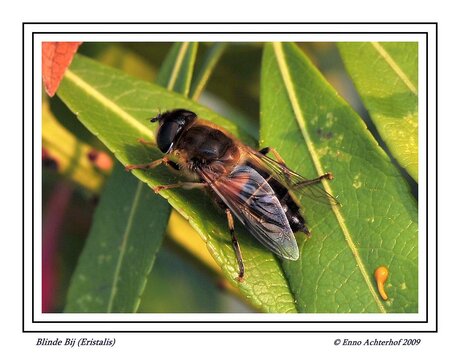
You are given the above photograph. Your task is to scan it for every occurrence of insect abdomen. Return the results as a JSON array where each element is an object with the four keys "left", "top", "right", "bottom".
[{"left": 248, "top": 163, "right": 308, "bottom": 234}]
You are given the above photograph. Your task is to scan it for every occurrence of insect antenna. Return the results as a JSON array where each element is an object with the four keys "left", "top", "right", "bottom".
[{"left": 149, "top": 108, "right": 164, "bottom": 123}]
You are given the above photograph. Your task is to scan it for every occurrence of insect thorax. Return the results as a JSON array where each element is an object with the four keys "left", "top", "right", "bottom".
[{"left": 175, "top": 125, "right": 240, "bottom": 172}]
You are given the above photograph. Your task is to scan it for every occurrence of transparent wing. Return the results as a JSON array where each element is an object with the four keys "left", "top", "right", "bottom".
[
  {"left": 247, "top": 149, "right": 340, "bottom": 206},
  {"left": 199, "top": 165, "right": 299, "bottom": 261}
]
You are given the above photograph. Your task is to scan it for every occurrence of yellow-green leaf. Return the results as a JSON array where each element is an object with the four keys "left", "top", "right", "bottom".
[
  {"left": 338, "top": 42, "right": 418, "bottom": 181},
  {"left": 261, "top": 42, "right": 418, "bottom": 312}
]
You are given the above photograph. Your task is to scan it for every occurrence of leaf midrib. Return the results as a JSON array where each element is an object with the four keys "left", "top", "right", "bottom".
[
  {"left": 167, "top": 43, "right": 190, "bottom": 91},
  {"left": 64, "top": 69, "right": 152, "bottom": 139},
  {"left": 272, "top": 42, "right": 386, "bottom": 313},
  {"left": 370, "top": 42, "right": 417, "bottom": 95},
  {"left": 107, "top": 180, "right": 144, "bottom": 312}
]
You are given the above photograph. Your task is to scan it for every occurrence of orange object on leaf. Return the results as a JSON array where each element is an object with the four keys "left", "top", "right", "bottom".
[{"left": 42, "top": 42, "right": 82, "bottom": 96}]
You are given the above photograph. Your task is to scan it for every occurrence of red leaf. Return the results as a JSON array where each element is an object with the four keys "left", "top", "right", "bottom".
[{"left": 42, "top": 42, "right": 82, "bottom": 97}]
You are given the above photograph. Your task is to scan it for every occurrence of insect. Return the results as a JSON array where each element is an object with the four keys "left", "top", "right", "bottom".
[{"left": 126, "top": 109, "right": 338, "bottom": 281}]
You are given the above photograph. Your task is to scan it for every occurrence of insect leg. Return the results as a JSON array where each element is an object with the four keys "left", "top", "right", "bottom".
[
  {"left": 125, "top": 156, "right": 170, "bottom": 172},
  {"left": 225, "top": 208, "right": 245, "bottom": 282},
  {"left": 259, "top": 146, "right": 287, "bottom": 166},
  {"left": 165, "top": 160, "right": 180, "bottom": 171},
  {"left": 131, "top": 137, "right": 178, "bottom": 171},
  {"left": 259, "top": 146, "right": 292, "bottom": 180},
  {"left": 152, "top": 182, "right": 207, "bottom": 194},
  {"left": 137, "top": 137, "right": 156, "bottom": 147},
  {"left": 294, "top": 172, "right": 334, "bottom": 188}
]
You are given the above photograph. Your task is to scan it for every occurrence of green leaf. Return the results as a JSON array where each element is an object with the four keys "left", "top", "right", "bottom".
[
  {"left": 156, "top": 42, "right": 198, "bottom": 95},
  {"left": 190, "top": 43, "right": 227, "bottom": 100},
  {"left": 261, "top": 42, "right": 418, "bottom": 312},
  {"left": 337, "top": 42, "right": 418, "bottom": 181},
  {"left": 65, "top": 164, "right": 170, "bottom": 312},
  {"left": 58, "top": 53, "right": 296, "bottom": 313}
]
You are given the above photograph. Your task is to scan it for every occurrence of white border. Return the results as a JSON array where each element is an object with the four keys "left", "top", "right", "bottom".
[{"left": 24, "top": 22, "right": 437, "bottom": 332}]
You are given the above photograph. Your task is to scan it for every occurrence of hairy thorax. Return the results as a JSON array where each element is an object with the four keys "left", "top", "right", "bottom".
[{"left": 174, "top": 123, "right": 241, "bottom": 174}]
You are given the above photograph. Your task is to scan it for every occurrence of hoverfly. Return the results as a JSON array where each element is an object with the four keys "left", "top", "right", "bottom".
[{"left": 126, "top": 109, "right": 338, "bottom": 281}]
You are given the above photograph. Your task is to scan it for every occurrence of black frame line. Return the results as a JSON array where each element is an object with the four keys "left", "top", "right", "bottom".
[
  {"left": 33, "top": 31, "right": 429, "bottom": 35},
  {"left": 23, "top": 22, "right": 437, "bottom": 333},
  {"left": 24, "top": 21, "right": 437, "bottom": 25}
]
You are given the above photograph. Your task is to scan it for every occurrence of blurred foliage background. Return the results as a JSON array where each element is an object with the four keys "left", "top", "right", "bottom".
[{"left": 42, "top": 42, "right": 416, "bottom": 313}]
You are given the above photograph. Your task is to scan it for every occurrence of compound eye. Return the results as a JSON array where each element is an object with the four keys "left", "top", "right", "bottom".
[{"left": 157, "top": 120, "right": 180, "bottom": 153}]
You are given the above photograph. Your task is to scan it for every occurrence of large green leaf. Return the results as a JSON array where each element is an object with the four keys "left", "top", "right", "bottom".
[
  {"left": 58, "top": 53, "right": 296, "bottom": 313},
  {"left": 65, "top": 164, "right": 170, "bottom": 312},
  {"left": 337, "top": 42, "right": 418, "bottom": 181},
  {"left": 261, "top": 43, "right": 418, "bottom": 312}
]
